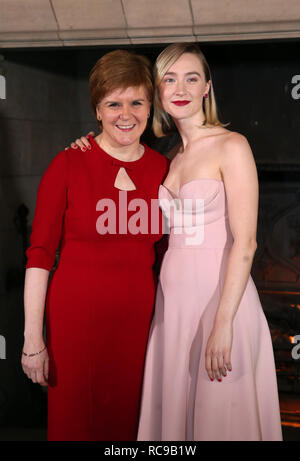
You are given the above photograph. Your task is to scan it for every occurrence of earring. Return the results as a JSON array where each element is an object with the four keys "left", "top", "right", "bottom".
[{"left": 204, "top": 93, "right": 208, "bottom": 99}]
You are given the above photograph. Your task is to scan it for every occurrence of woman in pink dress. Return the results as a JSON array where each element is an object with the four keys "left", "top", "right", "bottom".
[{"left": 136, "top": 43, "right": 282, "bottom": 441}]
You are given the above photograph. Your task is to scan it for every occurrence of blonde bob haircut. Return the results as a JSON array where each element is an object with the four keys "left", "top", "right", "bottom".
[
  {"left": 153, "top": 43, "right": 227, "bottom": 138},
  {"left": 89, "top": 50, "right": 153, "bottom": 129}
]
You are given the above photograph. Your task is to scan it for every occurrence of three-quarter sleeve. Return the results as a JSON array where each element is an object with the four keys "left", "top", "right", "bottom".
[{"left": 26, "top": 150, "right": 68, "bottom": 271}]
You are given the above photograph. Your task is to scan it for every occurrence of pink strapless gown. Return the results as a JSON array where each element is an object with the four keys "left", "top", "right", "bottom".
[{"left": 138, "top": 179, "right": 282, "bottom": 441}]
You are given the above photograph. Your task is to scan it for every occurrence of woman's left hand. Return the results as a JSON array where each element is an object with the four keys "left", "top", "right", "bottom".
[{"left": 205, "top": 321, "right": 233, "bottom": 382}]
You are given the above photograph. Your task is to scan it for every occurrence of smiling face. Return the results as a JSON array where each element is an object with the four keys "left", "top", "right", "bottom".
[
  {"left": 159, "top": 52, "right": 210, "bottom": 123},
  {"left": 96, "top": 85, "right": 150, "bottom": 149}
]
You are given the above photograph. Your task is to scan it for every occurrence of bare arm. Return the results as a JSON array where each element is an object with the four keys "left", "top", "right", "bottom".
[
  {"left": 205, "top": 133, "right": 259, "bottom": 381},
  {"left": 24, "top": 268, "right": 49, "bottom": 344},
  {"left": 22, "top": 268, "right": 50, "bottom": 386},
  {"left": 22, "top": 150, "right": 69, "bottom": 386}
]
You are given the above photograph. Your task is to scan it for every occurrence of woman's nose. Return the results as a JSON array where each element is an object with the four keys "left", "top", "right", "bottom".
[
  {"left": 119, "top": 105, "right": 131, "bottom": 119},
  {"left": 175, "top": 80, "right": 186, "bottom": 95}
]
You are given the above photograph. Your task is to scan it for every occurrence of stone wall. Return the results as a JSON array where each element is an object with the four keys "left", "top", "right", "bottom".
[{"left": 1, "top": 0, "right": 300, "bottom": 47}]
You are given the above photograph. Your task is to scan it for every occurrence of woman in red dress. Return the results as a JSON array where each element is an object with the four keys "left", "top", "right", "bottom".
[{"left": 21, "top": 50, "right": 168, "bottom": 441}]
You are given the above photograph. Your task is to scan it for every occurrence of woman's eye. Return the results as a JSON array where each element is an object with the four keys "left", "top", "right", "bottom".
[
  {"left": 109, "top": 103, "right": 120, "bottom": 108},
  {"left": 132, "top": 101, "right": 142, "bottom": 106},
  {"left": 187, "top": 77, "right": 198, "bottom": 83},
  {"left": 164, "top": 78, "right": 175, "bottom": 83}
]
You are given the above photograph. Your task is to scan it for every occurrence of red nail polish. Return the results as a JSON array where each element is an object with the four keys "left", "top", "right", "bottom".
[
  {"left": 87, "top": 145, "right": 91, "bottom": 150},
  {"left": 82, "top": 147, "right": 86, "bottom": 152}
]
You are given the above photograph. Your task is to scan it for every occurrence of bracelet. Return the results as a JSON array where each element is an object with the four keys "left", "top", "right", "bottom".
[{"left": 22, "top": 345, "right": 47, "bottom": 357}]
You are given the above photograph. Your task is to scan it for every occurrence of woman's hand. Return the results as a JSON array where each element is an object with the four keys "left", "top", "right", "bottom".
[
  {"left": 205, "top": 321, "right": 233, "bottom": 382},
  {"left": 65, "top": 131, "right": 95, "bottom": 151},
  {"left": 21, "top": 341, "right": 49, "bottom": 387}
]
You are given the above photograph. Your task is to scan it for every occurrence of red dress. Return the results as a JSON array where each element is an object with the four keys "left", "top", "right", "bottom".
[{"left": 25, "top": 136, "right": 169, "bottom": 441}]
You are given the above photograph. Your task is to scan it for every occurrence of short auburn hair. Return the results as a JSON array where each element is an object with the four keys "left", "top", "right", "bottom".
[{"left": 89, "top": 50, "right": 153, "bottom": 125}]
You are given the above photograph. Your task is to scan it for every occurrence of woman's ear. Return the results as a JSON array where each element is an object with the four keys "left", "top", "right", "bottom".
[
  {"left": 205, "top": 80, "right": 211, "bottom": 95},
  {"left": 96, "top": 104, "right": 101, "bottom": 121}
]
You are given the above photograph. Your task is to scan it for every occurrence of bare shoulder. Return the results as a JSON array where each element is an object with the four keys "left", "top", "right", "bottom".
[
  {"left": 219, "top": 131, "right": 257, "bottom": 183},
  {"left": 200, "top": 126, "right": 248, "bottom": 150},
  {"left": 222, "top": 130, "right": 252, "bottom": 153},
  {"left": 220, "top": 131, "right": 254, "bottom": 166}
]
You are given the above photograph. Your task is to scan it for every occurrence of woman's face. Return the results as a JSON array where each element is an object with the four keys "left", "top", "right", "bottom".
[
  {"left": 159, "top": 52, "right": 210, "bottom": 122},
  {"left": 96, "top": 86, "right": 150, "bottom": 148}
]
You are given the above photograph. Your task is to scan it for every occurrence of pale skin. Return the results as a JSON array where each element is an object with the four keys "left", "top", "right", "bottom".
[
  {"left": 68, "top": 53, "right": 259, "bottom": 383},
  {"left": 22, "top": 268, "right": 49, "bottom": 386},
  {"left": 164, "top": 130, "right": 258, "bottom": 382},
  {"left": 22, "top": 86, "right": 150, "bottom": 385}
]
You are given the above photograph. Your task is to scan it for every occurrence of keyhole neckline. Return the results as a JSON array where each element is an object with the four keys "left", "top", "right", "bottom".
[{"left": 88, "top": 134, "right": 148, "bottom": 169}]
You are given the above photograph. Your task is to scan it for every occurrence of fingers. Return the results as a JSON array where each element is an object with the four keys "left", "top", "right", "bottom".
[
  {"left": 81, "top": 135, "right": 92, "bottom": 150},
  {"left": 205, "top": 353, "right": 214, "bottom": 382},
  {"left": 224, "top": 347, "right": 232, "bottom": 372},
  {"left": 34, "top": 356, "right": 49, "bottom": 386},
  {"left": 36, "top": 368, "right": 47, "bottom": 387},
  {"left": 206, "top": 350, "right": 222, "bottom": 381},
  {"left": 65, "top": 132, "right": 94, "bottom": 151},
  {"left": 214, "top": 354, "right": 225, "bottom": 381},
  {"left": 31, "top": 370, "right": 38, "bottom": 384},
  {"left": 206, "top": 351, "right": 232, "bottom": 382},
  {"left": 212, "top": 355, "right": 222, "bottom": 381},
  {"left": 25, "top": 366, "right": 47, "bottom": 386},
  {"left": 22, "top": 365, "right": 37, "bottom": 383},
  {"left": 69, "top": 136, "right": 92, "bottom": 151},
  {"left": 21, "top": 351, "right": 49, "bottom": 387},
  {"left": 22, "top": 363, "right": 31, "bottom": 381},
  {"left": 44, "top": 356, "right": 49, "bottom": 382}
]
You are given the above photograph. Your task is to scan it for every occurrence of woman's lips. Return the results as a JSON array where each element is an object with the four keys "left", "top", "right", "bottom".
[
  {"left": 172, "top": 100, "right": 191, "bottom": 106},
  {"left": 116, "top": 124, "right": 136, "bottom": 132}
]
